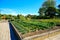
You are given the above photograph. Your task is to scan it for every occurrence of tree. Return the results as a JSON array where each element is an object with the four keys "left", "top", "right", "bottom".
[
  {"left": 0, "top": 14, "right": 1, "bottom": 17},
  {"left": 17, "top": 14, "right": 26, "bottom": 21},
  {"left": 26, "top": 14, "right": 38, "bottom": 19},
  {"left": 17, "top": 14, "right": 20, "bottom": 19},
  {"left": 38, "top": 0, "right": 56, "bottom": 17},
  {"left": 42, "top": 0, "right": 55, "bottom": 8},
  {"left": 57, "top": 4, "right": 60, "bottom": 16},
  {"left": 58, "top": 4, "right": 60, "bottom": 9},
  {"left": 45, "top": 7, "right": 56, "bottom": 18},
  {"left": 1, "top": 15, "right": 6, "bottom": 19},
  {"left": 38, "top": 7, "right": 46, "bottom": 16},
  {"left": 26, "top": 14, "right": 32, "bottom": 19},
  {"left": 0, "top": 14, "right": 1, "bottom": 19}
]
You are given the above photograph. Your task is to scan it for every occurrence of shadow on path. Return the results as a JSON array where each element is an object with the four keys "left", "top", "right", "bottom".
[{"left": 9, "top": 22, "right": 21, "bottom": 40}]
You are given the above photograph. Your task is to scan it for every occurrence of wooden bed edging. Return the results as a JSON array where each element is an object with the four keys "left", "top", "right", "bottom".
[
  {"left": 9, "top": 20, "right": 60, "bottom": 40},
  {"left": 22, "top": 29, "right": 60, "bottom": 40},
  {"left": 10, "top": 22, "right": 23, "bottom": 40}
]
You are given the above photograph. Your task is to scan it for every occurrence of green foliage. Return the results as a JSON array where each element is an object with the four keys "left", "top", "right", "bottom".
[
  {"left": 45, "top": 7, "right": 56, "bottom": 18},
  {"left": 38, "top": 0, "right": 57, "bottom": 18},
  {"left": 58, "top": 4, "right": 60, "bottom": 9},
  {"left": 57, "top": 4, "right": 60, "bottom": 16},
  {"left": 38, "top": 8, "right": 46, "bottom": 16},
  {"left": 42, "top": 0, "right": 55, "bottom": 8},
  {"left": 0, "top": 14, "right": 1, "bottom": 19},
  {"left": 26, "top": 14, "right": 37, "bottom": 19},
  {"left": 11, "top": 19, "right": 57, "bottom": 34},
  {"left": 17, "top": 14, "right": 26, "bottom": 21}
]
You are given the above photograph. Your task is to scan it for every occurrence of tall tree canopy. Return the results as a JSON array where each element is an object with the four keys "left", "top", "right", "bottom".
[
  {"left": 38, "top": 0, "right": 56, "bottom": 17},
  {"left": 58, "top": 4, "right": 60, "bottom": 9},
  {"left": 42, "top": 0, "right": 55, "bottom": 8},
  {"left": 58, "top": 4, "right": 60, "bottom": 16},
  {"left": 45, "top": 7, "right": 56, "bottom": 18}
]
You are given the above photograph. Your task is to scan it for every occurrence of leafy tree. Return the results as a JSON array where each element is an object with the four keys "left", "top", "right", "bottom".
[
  {"left": 26, "top": 14, "right": 32, "bottom": 19},
  {"left": 58, "top": 4, "right": 60, "bottom": 16},
  {"left": 0, "top": 14, "right": 1, "bottom": 17},
  {"left": 38, "top": 7, "right": 46, "bottom": 16},
  {"left": 38, "top": 0, "right": 56, "bottom": 18},
  {"left": 58, "top": 4, "right": 60, "bottom": 9},
  {"left": 17, "top": 14, "right": 20, "bottom": 19},
  {"left": 0, "top": 14, "right": 1, "bottom": 19},
  {"left": 26, "top": 14, "right": 38, "bottom": 19},
  {"left": 17, "top": 14, "right": 26, "bottom": 21},
  {"left": 45, "top": 7, "right": 56, "bottom": 18},
  {"left": 42, "top": 0, "right": 55, "bottom": 8}
]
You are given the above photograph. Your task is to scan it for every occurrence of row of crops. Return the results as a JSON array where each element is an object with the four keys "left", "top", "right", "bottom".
[{"left": 11, "top": 20, "right": 56, "bottom": 34}]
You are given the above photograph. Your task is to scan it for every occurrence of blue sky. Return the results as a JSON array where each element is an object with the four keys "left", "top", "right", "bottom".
[{"left": 0, "top": 0, "right": 60, "bottom": 15}]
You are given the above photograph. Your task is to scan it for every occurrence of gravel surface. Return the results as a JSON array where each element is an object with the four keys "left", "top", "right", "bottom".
[
  {"left": 44, "top": 34, "right": 60, "bottom": 40},
  {"left": 0, "top": 20, "right": 11, "bottom": 40}
]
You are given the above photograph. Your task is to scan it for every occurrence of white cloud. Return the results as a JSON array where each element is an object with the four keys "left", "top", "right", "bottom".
[
  {"left": 1, "top": 8, "right": 18, "bottom": 15},
  {"left": 0, "top": 8, "right": 39, "bottom": 16}
]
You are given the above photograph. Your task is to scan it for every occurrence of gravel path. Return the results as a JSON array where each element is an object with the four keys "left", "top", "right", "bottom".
[
  {"left": 44, "top": 34, "right": 60, "bottom": 40},
  {"left": 0, "top": 20, "right": 11, "bottom": 40}
]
